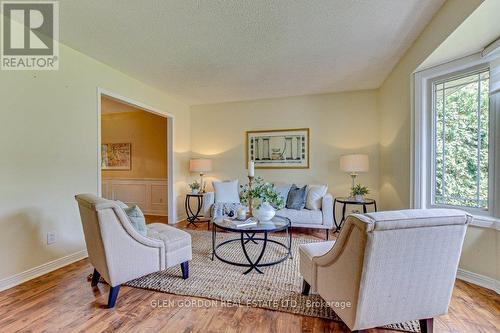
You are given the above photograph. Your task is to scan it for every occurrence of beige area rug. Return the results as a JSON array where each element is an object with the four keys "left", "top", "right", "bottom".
[{"left": 126, "top": 230, "right": 419, "bottom": 332}]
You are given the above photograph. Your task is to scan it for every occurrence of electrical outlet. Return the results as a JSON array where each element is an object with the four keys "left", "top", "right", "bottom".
[{"left": 47, "top": 231, "right": 56, "bottom": 245}]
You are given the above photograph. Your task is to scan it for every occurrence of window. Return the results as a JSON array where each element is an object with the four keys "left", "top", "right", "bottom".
[
  {"left": 414, "top": 53, "right": 500, "bottom": 225},
  {"left": 431, "top": 69, "right": 490, "bottom": 210}
]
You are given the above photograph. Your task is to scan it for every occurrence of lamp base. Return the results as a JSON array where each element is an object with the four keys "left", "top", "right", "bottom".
[
  {"left": 200, "top": 173, "right": 205, "bottom": 193},
  {"left": 349, "top": 173, "right": 358, "bottom": 197},
  {"left": 350, "top": 173, "right": 358, "bottom": 188}
]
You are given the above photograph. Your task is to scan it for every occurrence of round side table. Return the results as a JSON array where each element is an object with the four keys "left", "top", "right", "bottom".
[
  {"left": 333, "top": 197, "right": 377, "bottom": 232},
  {"left": 185, "top": 193, "right": 210, "bottom": 230}
]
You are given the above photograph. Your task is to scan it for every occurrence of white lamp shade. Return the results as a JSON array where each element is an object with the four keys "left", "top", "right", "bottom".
[
  {"left": 189, "top": 159, "right": 213, "bottom": 173},
  {"left": 340, "top": 154, "right": 369, "bottom": 173}
]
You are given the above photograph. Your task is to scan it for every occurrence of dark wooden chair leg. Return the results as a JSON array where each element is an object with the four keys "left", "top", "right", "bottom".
[
  {"left": 419, "top": 318, "right": 433, "bottom": 333},
  {"left": 301, "top": 280, "right": 311, "bottom": 296},
  {"left": 181, "top": 261, "right": 189, "bottom": 279},
  {"left": 326, "top": 229, "right": 329, "bottom": 240},
  {"left": 91, "top": 269, "right": 101, "bottom": 287},
  {"left": 107, "top": 285, "right": 121, "bottom": 308}
]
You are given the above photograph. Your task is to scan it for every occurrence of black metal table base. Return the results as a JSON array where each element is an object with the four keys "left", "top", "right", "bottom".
[
  {"left": 333, "top": 198, "right": 377, "bottom": 232},
  {"left": 185, "top": 194, "right": 210, "bottom": 230},
  {"left": 211, "top": 227, "right": 292, "bottom": 274}
]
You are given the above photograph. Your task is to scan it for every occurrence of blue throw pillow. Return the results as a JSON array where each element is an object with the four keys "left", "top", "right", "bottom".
[
  {"left": 123, "top": 205, "right": 148, "bottom": 236},
  {"left": 286, "top": 184, "right": 307, "bottom": 210}
]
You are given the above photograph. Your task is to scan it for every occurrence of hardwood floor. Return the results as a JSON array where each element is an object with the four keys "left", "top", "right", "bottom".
[
  {"left": 0, "top": 221, "right": 498, "bottom": 332},
  {"left": 145, "top": 215, "right": 168, "bottom": 224}
]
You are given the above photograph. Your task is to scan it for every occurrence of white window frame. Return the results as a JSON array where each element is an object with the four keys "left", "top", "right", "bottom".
[
  {"left": 430, "top": 66, "right": 490, "bottom": 213},
  {"left": 412, "top": 53, "right": 500, "bottom": 230}
]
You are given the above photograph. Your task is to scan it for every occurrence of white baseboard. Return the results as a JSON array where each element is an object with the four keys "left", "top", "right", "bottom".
[
  {"left": 457, "top": 268, "right": 499, "bottom": 294},
  {"left": 0, "top": 250, "right": 88, "bottom": 292}
]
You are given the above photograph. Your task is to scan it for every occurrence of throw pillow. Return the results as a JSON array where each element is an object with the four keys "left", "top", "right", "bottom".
[
  {"left": 212, "top": 202, "right": 245, "bottom": 219},
  {"left": 123, "top": 205, "right": 148, "bottom": 236},
  {"left": 286, "top": 184, "right": 307, "bottom": 210},
  {"left": 213, "top": 180, "right": 240, "bottom": 203},
  {"left": 305, "top": 185, "right": 328, "bottom": 210},
  {"left": 274, "top": 184, "right": 292, "bottom": 202}
]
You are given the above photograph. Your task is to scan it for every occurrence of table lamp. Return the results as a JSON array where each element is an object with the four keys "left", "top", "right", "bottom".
[
  {"left": 189, "top": 158, "right": 213, "bottom": 193},
  {"left": 340, "top": 154, "right": 369, "bottom": 192}
]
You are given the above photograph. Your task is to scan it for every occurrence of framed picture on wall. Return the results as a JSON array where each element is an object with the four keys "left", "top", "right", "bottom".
[
  {"left": 246, "top": 128, "right": 309, "bottom": 169},
  {"left": 101, "top": 143, "right": 132, "bottom": 170}
]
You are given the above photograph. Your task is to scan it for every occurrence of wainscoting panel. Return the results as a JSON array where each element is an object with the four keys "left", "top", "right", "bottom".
[{"left": 102, "top": 178, "right": 168, "bottom": 216}]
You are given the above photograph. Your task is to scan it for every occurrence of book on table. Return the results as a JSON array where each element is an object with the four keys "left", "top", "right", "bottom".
[{"left": 224, "top": 217, "right": 258, "bottom": 228}]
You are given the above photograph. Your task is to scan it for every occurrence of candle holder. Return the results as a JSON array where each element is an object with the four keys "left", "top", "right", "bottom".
[{"left": 247, "top": 175, "right": 254, "bottom": 217}]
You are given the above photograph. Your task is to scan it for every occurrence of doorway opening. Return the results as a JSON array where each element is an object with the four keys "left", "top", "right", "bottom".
[{"left": 97, "top": 89, "right": 175, "bottom": 224}]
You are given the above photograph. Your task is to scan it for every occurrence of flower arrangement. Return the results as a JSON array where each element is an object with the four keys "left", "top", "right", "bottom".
[
  {"left": 240, "top": 176, "right": 285, "bottom": 210},
  {"left": 189, "top": 180, "right": 201, "bottom": 193},
  {"left": 351, "top": 184, "right": 370, "bottom": 197}
]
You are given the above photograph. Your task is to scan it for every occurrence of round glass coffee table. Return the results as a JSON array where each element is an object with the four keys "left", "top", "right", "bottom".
[{"left": 211, "top": 215, "right": 292, "bottom": 274}]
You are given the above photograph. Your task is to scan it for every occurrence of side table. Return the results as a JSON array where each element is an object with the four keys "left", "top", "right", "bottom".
[
  {"left": 185, "top": 193, "right": 210, "bottom": 230},
  {"left": 333, "top": 197, "right": 377, "bottom": 232}
]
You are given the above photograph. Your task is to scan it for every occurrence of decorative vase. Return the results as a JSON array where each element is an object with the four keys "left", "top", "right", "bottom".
[
  {"left": 191, "top": 189, "right": 200, "bottom": 194},
  {"left": 355, "top": 194, "right": 364, "bottom": 202},
  {"left": 252, "top": 202, "right": 275, "bottom": 222}
]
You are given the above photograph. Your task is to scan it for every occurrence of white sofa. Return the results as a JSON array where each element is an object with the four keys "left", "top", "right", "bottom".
[
  {"left": 277, "top": 193, "right": 333, "bottom": 230},
  {"left": 202, "top": 186, "right": 334, "bottom": 239},
  {"left": 299, "top": 209, "right": 471, "bottom": 332}
]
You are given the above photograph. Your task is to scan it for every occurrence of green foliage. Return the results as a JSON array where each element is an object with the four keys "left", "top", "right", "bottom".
[
  {"left": 240, "top": 176, "right": 285, "bottom": 210},
  {"left": 434, "top": 72, "right": 489, "bottom": 209},
  {"left": 189, "top": 181, "right": 201, "bottom": 190},
  {"left": 351, "top": 184, "right": 369, "bottom": 196}
]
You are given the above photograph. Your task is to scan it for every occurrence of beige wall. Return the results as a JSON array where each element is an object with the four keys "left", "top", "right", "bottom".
[
  {"left": 191, "top": 90, "right": 380, "bottom": 204},
  {"left": 460, "top": 226, "right": 499, "bottom": 279},
  {"left": 378, "top": 0, "right": 483, "bottom": 211},
  {"left": 101, "top": 111, "right": 167, "bottom": 179},
  {"left": 377, "top": 0, "right": 500, "bottom": 283},
  {"left": 0, "top": 43, "right": 191, "bottom": 281}
]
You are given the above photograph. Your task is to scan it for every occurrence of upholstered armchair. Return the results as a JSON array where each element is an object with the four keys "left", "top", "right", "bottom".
[
  {"left": 75, "top": 194, "right": 192, "bottom": 308},
  {"left": 299, "top": 209, "right": 471, "bottom": 333}
]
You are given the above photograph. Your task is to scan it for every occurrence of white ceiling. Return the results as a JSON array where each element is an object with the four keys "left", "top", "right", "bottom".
[
  {"left": 419, "top": 0, "right": 500, "bottom": 70},
  {"left": 60, "top": 0, "right": 445, "bottom": 105}
]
